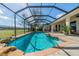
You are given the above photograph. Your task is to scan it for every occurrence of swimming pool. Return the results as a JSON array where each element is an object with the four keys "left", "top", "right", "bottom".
[{"left": 7, "top": 32, "right": 62, "bottom": 54}]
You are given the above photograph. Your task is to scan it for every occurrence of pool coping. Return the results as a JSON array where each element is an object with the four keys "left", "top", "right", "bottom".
[
  {"left": 16, "top": 32, "right": 31, "bottom": 38},
  {"left": 24, "top": 32, "right": 78, "bottom": 56}
]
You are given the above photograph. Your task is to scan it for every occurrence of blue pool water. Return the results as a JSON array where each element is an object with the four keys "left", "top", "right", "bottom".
[{"left": 7, "top": 32, "right": 62, "bottom": 53}]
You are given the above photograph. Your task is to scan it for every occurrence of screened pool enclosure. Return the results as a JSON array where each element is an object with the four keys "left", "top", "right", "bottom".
[{"left": 0, "top": 3, "right": 79, "bottom": 39}]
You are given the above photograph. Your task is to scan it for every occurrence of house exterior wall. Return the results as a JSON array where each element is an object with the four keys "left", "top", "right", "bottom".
[
  {"left": 52, "top": 20, "right": 65, "bottom": 32},
  {"left": 51, "top": 16, "right": 79, "bottom": 34},
  {"left": 70, "top": 17, "right": 79, "bottom": 34},
  {"left": 50, "top": 8, "right": 79, "bottom": 34}
]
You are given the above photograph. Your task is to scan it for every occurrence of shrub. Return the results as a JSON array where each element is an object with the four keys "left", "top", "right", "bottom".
[{"left": 63, "top": 25, "right": 70, "bottom": 35}]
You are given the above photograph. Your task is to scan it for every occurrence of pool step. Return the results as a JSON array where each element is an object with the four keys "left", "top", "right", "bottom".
[
  {"left": 0, "top": 45, "right": 24, "bottom": 56},
  {"left": 7, "top": 50, "right": 24, "bottom": 56},
  {"left": 0, "top": 46, "right": 16, "bottom": 56}
]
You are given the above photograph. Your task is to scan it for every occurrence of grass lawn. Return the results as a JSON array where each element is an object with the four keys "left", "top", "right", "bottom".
[{"left": 0, "top": 29, "right": 27, "bottom": 38}]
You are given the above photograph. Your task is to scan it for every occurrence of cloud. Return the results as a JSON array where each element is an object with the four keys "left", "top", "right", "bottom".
[
  {"left": 0, "top": 15, "right": 9, "bottom": 19},
  {"left": 0, "top": 9, "right": 4, "bottom": 14},
  {"left": 0, "top": 9, "right": 8, "bottom": 19},
  {"left": 14, "top": 3, "right": 26, "bottom": 7},
  {"left": 56, "top": 13, "right": 65, "bottom": 18},
  {"left": 18, "top": 3, "right": 26, "bottom": 7}
]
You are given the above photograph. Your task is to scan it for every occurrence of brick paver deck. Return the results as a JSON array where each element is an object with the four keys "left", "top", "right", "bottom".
[{"left": 48, "top": 33, "right": 79, "bottom": 56}]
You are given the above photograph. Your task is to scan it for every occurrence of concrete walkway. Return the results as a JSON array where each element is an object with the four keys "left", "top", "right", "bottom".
[{"left": 49, "top": 33, "right": 79, "bottom": 56}]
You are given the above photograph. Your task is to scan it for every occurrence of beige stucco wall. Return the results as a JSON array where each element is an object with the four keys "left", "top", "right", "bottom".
[{"left": 52, "top": 20, "right": 65, "bottom": 32}]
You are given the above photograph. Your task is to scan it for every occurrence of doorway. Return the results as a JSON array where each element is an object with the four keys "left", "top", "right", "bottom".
[{"left": 70, "top": 21, "right": 76, "bottom": 34}]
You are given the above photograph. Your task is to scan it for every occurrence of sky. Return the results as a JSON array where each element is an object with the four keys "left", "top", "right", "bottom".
[{"left": 0, "top": 3, "right": 79, "bottom": 28}]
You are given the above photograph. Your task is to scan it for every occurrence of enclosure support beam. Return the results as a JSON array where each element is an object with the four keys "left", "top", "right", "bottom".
[
  {"left": 53, "top": 6, "right": 68, "bottom": 13},
  {"left": 51, "top": 25, "right": 54, "bottom": 32},
  {"left": 66, "top": 16, "right": 71, "bottom": 35},
  {"left": 29, "top": 19, "right": 51, "bottom": 23},
  {"left": 15, "top": 5, "right": 68, "bottom": 14},
  {"left": 14, "top": 14, "right": 16, "bottom": 38},
  {"left": 24, "top": 19, "right": 26, "bottom": 33},
  {"left": 28, "top": 24, "right": 29, "bottom": 32},
  {"left": 0, "top": 3, "right": 25, "bottom": 21},
  {"left": 25, "top": 15, "right": 57, "bottom": 20}
]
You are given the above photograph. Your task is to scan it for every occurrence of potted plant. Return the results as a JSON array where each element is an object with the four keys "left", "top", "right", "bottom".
[{"left": 63, "top": 25, "right": 70, "bottom": 35}]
